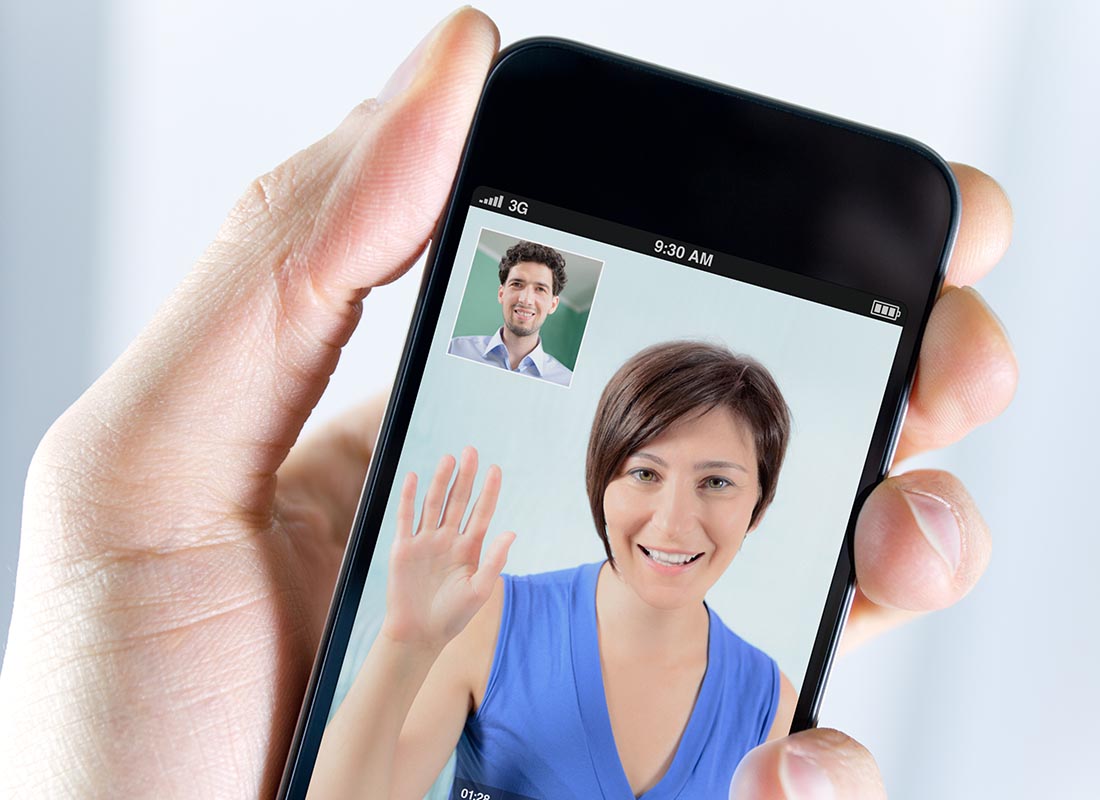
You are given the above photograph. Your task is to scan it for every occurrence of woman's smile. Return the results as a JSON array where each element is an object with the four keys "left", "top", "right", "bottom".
[{"left": 638, "top": 544, "right": 706, "bottom": 574}]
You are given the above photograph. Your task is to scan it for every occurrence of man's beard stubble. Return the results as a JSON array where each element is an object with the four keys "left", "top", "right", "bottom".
[
  {"left": 504, "top": 305, "right": 540, "bottom": 338},
  {"left": 504, "top": 318, "right": 538, "bottom": 338}
]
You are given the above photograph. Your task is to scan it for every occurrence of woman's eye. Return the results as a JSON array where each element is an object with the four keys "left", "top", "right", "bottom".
[
  {"left": 631, "top": 468, "right": 657, "bottom": 482},
  {"left": 704, "top": 476, "right": 733, "bottom": 490}
]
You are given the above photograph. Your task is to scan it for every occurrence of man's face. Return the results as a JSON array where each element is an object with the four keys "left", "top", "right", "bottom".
[{"left": 498, "top": 261, "right": 559, "bottom": 337}]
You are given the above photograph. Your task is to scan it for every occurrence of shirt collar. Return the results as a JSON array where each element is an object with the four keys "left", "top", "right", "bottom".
[{"left": 482, "top": 327, "right": 549, "bottom": 375}]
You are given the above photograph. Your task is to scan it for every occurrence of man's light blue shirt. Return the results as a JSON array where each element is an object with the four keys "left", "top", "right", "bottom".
[{"left": 448, "top": 328, "right": 573, "bottom": 387}]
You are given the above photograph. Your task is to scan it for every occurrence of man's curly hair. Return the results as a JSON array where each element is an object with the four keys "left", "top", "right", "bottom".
[{"left": 498, "top": 241, "right": 568, "bottom": 295}]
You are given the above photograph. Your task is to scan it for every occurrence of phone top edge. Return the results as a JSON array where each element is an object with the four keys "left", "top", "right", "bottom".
[{"left": 495, "top": 36, "right": 962, "bottom": 222}]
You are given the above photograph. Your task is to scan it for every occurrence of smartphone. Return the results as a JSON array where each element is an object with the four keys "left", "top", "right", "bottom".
[{"left": 279, "top": 39, "right": 957, "bottom": 800}]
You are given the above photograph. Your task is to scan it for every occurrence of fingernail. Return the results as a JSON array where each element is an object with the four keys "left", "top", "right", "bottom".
[
  {"left": 780, "top": 748, "right": 835, "bottom": 800},
  {"left": 378, "top": 9, "right": 460, "bottom": 104},
  {"left": 902, "top": 488, "right": 961, "bottom": 574}
]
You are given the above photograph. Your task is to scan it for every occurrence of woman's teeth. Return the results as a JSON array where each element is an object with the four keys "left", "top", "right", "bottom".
[{"left": 641, "top": 546, "right": 701, "bottom": 566}]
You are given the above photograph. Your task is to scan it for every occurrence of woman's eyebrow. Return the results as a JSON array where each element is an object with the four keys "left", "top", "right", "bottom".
[
  {"left": 633, "top": 452, "right": 748, "bottom": 474},
  {"left": 695, "top": 459, "right": 749, "bottom": 474}
]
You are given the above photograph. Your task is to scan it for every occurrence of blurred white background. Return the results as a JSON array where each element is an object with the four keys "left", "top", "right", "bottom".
[{"left": 1, "top": 1, "right": 1095, "bottom": 797}]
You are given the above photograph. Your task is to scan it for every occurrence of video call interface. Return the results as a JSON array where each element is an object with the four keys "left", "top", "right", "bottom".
[{"left": 309, "top": 190, "right": 904, "bottom": 800}]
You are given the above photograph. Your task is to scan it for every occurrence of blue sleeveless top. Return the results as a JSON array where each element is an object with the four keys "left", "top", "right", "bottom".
[{"left": 453, "top": 562, "right": 779, "bottom": 800}]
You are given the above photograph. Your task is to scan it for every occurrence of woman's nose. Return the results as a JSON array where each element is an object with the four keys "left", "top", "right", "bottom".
[{"left": 651, "top": 483, "right": 696, "bottom": 538}]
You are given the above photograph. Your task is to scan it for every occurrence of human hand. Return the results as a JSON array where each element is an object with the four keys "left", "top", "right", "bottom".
[
  {"left": 729, "top": 166, "right": 1015, "bottom": 797},
  {"left": 0, "top": 9, "right": 499, "bottom": 798},
  {"left": 381, "top": 448, "right": 515, "bottom": 652}
]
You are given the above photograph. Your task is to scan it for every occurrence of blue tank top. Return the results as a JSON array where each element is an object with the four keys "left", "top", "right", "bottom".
[{"left": 453, "top": 562, "right": 779, "bottom": 800}]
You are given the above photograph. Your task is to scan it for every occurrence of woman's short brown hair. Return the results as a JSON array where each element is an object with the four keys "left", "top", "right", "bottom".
[{"left": 585, "top": 341, "right": 792, "bottom": 564}]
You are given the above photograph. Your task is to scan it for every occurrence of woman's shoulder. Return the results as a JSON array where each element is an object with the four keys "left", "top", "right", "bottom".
[
  {"left": 707, "top": 607, "right": 778, "bottom": 672},
  {"left": 467, "top": 566, "right": 601, "bottom": 714},
  {"left": 499, "top": 562, "right": 603, "bottom": 628},
  {"left": 465, "top": 562, "right": 598, "bottom": 652},
  {"left": 706, "top": 608, "right": 783, "bottom": 735},
  {"left": 506, "top": 561, "right": 601, "bottom": 591}
]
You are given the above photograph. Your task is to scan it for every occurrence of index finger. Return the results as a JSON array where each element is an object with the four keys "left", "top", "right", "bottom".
[{"left": 944, "top": 163, "right": 1013, "bottom": 287}]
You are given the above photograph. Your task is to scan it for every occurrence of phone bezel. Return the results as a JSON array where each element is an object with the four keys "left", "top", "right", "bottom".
[{"left": 279, "top": 37, "right": 959, "bottom": 797}]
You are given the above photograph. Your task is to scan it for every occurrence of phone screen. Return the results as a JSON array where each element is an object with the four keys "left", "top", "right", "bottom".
[{"left": 311, "top": 187, "right": 905, "bottom": 799}]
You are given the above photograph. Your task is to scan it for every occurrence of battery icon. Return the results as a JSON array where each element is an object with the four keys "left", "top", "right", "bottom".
[{"left": 870, "top": 300, "right": 902, "bottom": 321}]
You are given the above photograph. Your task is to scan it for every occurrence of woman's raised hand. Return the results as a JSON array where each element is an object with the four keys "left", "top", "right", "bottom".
[{"left": 381, "top": 447, "right": 516, "bottom": 652}]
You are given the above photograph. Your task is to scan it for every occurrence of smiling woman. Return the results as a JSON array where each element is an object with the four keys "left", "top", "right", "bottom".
[
  {"left": 574, "top": 341, "right": 797, "bottom": 793},
  {"left": 311, "top": 341, "right": 799, "bottom": 800}
]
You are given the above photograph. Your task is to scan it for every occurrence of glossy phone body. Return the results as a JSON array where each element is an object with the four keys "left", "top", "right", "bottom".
[{"left": 280, "top": 39, "right": 957, "bottom": 799}]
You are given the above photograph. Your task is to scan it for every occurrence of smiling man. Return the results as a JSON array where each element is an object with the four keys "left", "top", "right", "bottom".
[{"left": 448, "top": 240, "right": 573, "bottom": 385}]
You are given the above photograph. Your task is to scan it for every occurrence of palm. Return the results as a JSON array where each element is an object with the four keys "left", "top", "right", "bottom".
[
  {"left": 1, "top": 399, "right": 384, "bottom": 798},
  {"left": 387, "top": 527, "right": 484, "bottom": 644},
  {"left": 383, "top": 449, "right": 513, "bottom": 649}
]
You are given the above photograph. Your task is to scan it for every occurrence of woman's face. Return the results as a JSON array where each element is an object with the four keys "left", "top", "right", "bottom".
[{"left": 601, "top": 406, "right": 760, "bottom": 611}]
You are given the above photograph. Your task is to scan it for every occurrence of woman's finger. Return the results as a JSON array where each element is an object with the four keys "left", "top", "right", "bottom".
[
  {"left": 441, "top": 447, "right": 479, "bottom": 530},
  {"left": 729, "top": 729, "right": 885, "bottom": 799},
  {"left": 419, "top": 455, "right": 457, "bottom": 534},
  {"left": 944, "top": 163, "right": 1013, "bottom": 287},
  {"left": 462, "top": 464, "right": 503, "bottom": 544},
  {"left": 471, "top": 531, "right": 517, "bottom": 599},
  {"left": 395, "top": 473, "right": 418, "bottom": 541},
  {"left": 894, "top": 286, "right": 1017, "bottom": 461},
  {"left": 843, "top": 468, "right": 992, "bottom": 652},
  {"left": 35, "top": 9, "right": 500, "bottom": 553}
]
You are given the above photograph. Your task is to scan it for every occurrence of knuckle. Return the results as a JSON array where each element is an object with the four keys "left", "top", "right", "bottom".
[{"left": 909, "top": 286, "right": 1017, "bottom": 450}]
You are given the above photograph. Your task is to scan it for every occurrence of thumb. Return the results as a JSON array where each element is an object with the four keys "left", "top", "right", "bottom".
[
  {"left": 34, "top": 10, "right": 498, "bottom": 550},
  {"left": 729, "top": 729, "right": 887, "bottom": 800}
]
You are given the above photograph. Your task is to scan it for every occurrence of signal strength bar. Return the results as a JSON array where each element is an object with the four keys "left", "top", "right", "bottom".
[{"left": 479, "top": 194, "right": 504, "bottom": 209}]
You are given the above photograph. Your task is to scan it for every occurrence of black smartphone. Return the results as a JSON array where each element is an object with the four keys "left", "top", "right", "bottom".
[{"left": 280, "top": 39, "right": 957, "bottom": 800}]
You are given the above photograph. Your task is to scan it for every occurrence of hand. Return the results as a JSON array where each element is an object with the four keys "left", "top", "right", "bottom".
[
  {"left": 381, "top": 448, "right": 515, "bottom": 651},
  {"left": 729, "top": 166, "right": 1015, "bottom": 797},
  {"left": 0, "top": 9, "right": 499, "bottom": 798}
]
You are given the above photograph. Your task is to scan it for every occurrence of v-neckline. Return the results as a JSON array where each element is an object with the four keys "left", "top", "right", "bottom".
[{"left": 569, "top": 562, "right": 725, "bottom": 800}]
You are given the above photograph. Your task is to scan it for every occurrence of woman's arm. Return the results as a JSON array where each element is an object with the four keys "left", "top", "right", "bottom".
[
  {"left": 308, "top": 448, "right": 515, "bottom": 799},
  {"left": 767, "top": 671, "right": 798, "bottom": 742},
  {"left": 309, "top": 634, "right": 451, "bottom": 799},
  {"left": 389, "top": 577, "right": 505, "bottom": 799}
]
